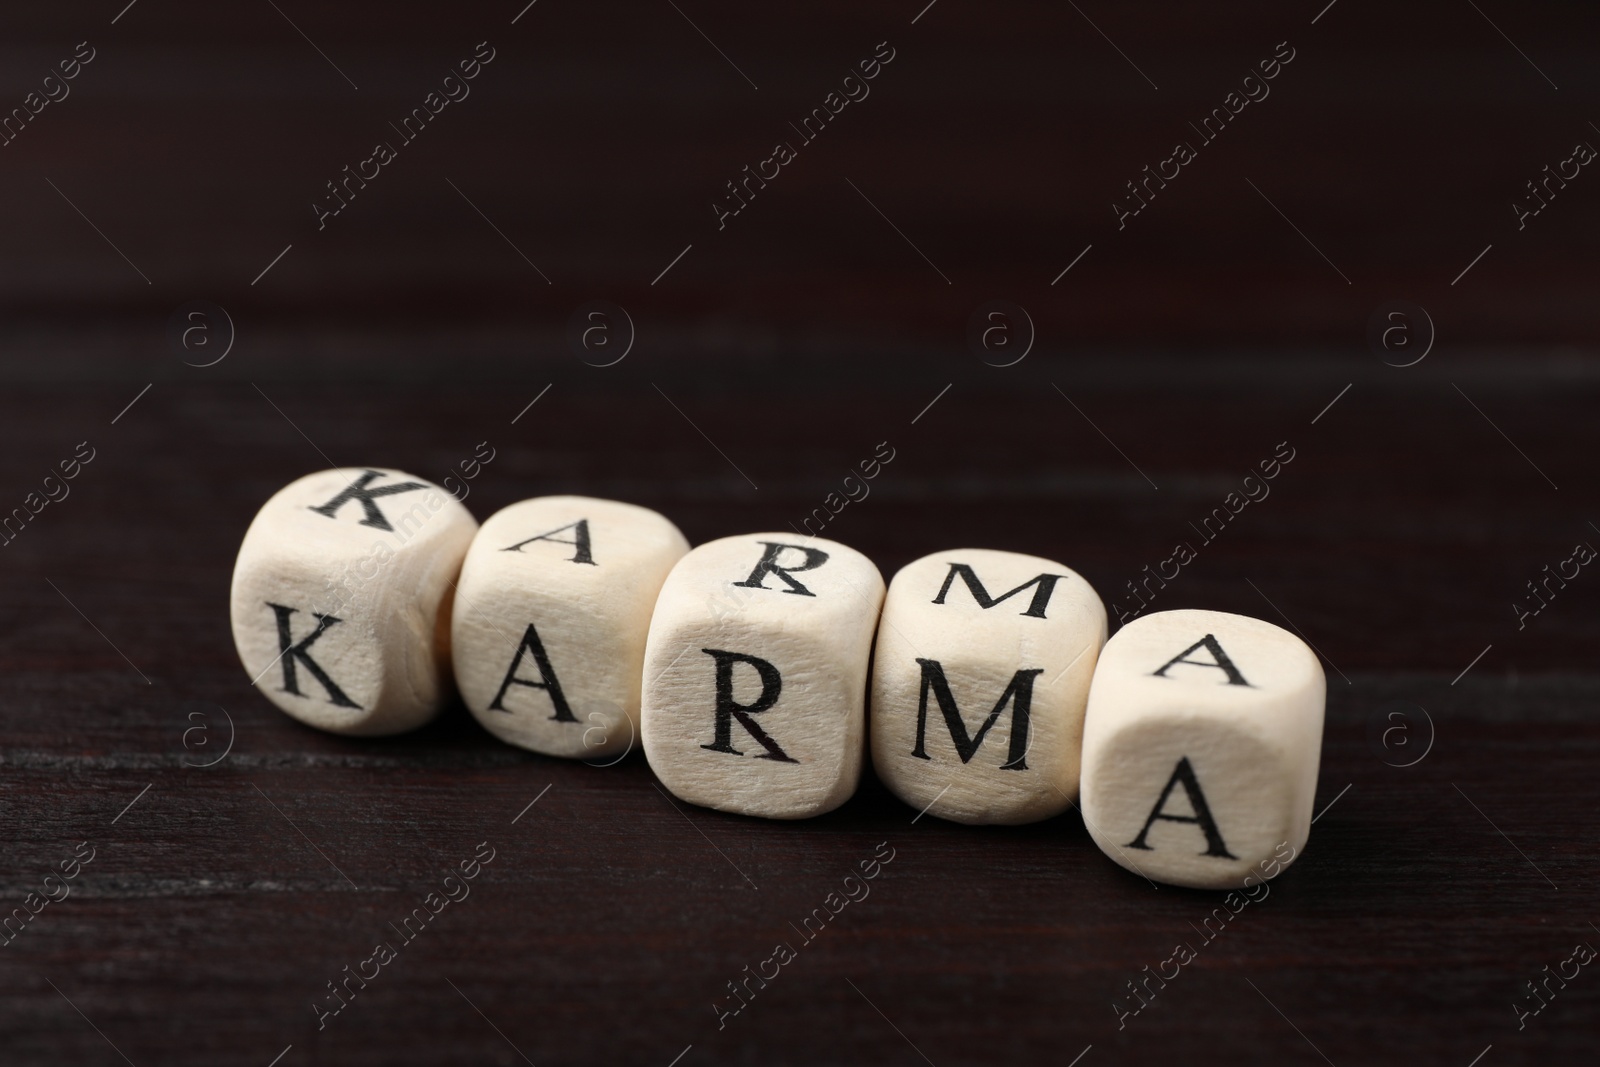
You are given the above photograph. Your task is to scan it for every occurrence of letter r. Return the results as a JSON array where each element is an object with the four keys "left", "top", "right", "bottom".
[
  {"left": 733, "top": 541, "right": 830, "bottom": 597},
  {"left": 699, "top": 649, "right": 795, "bottom": 762}
]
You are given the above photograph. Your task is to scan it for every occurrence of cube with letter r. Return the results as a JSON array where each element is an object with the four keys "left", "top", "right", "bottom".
[
  {"left": 641, "top": 533, "right": 884, "bottom": 819},
  {"left": 1079, "top": 609, "right": 1325, "bottom": 889}
]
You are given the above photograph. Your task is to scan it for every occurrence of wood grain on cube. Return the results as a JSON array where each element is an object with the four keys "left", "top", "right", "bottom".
[
  {"left": 870, "top": 549, "right": 1108, "bottom": 825},
  {"left": 229, "top": 468, "right": 477, "bottom": 736},
  {"left": 1079, "top": 608, "right": 1325, "bottom": 889},
  {"left": 452, "top": 495, "right": 689, "bottom": 758},
  {"left": 641, "top": 534, "right": 885, "bottom": 819}
]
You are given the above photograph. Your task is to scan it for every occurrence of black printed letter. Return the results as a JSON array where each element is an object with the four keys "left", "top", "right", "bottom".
[
  {"left": 733, "top": 541, "right": 830, "bottom": 597},
  {"left": 910, "top": 659, "right": 1040, "bottom": 769},
  {"left": 308, "top": 470, "right": 428, "bottom": 532},
  {"left": 1125, "top": 757, "right": 1236, "bottom": 858},
  {"left": 932, "top": 564, "right": 1064, "bottom": 619},
  {"left": 268, "top": 603, "right": 360, "bottom": 707},
  {"left": 699, "top": 649, "right": 795, "bottom": 762},
  {"left": 1151, "top": 634, "right": 1251, "bottom": 686},
  {"left": 501, "top": 519, "right": 595, "bottom": 565},
  {"left": 488, "top": 624, "right": 576, "bottom": 721}
]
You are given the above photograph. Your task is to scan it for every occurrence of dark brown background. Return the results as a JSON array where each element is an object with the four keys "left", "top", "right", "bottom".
[{"left": 1, "top": 1, "right": 1597, "bottom": 1064}]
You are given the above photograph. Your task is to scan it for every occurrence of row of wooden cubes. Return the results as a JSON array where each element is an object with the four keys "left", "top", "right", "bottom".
[{"left": 231, "top": 469, "right": 1326, "bottom": 890}]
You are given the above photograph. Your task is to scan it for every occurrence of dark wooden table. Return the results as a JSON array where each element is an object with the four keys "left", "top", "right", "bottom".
[
  {"left": 3, "top": 357, "right": 1596, "bottom": 1066},
  {"left": 2, "top": 1, "right": 1598, "bottom": 1063}
]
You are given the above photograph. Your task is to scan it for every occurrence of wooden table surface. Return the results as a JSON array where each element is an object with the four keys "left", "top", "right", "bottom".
[{"left": 2, "top": 1, "right": 1598, "bottom": 1064}]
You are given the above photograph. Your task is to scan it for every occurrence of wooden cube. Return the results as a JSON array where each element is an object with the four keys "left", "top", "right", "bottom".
[
  {"left": 641, "top": 534, "right": 885, "bottom": 819},
  {"left": 230, "top": 468, "right": 478, "bottom": 736},
  {"left": 1079, "top": 608, "right": 1325, "bottom": 889},
  {"left": 870, "top": 549, "right": 1107, "bottom": 824},
  {"left": 451, "top": 495, "right": 689, "bottom": 758}
]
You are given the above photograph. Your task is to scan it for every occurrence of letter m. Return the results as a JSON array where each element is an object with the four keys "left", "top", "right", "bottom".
[
  {"left": 932, "top": 563, "right": 1064, "bottom": 618},
  {"left": 910, "top": 659, "right": 1041, "bottom": 770}
]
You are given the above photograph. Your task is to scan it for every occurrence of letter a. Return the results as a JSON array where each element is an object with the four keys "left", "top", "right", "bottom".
[
  {"left": 268, "top": 603, "right": 360, "bottom": 707},
  {"left": 1125, "top": 757, "right": 1236, "bottom": 858},
  {"left": 699, "top": 649, "right": 795, "bottom": 761},
  {"left": 308, "top": 470, "right": 428, "bottom": 532},
  {"left": 501, "top": 519, "right": 595, "bottom": 565},
  {"left": 1151, "top": 634, "right": 1251, "bottom": 686},
  {"left": 487, "top": 624, "right": 577, "bottom": 721}
]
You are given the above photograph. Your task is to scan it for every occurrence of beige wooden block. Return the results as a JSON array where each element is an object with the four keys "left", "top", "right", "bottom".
[
  {"left": 1079, "top": 608, "right": 1325, "bottom": 889},
  {"left": 230, "top": 468, "right": 478, "bottom": 736},
  {"left": 641, "top": 534, "right": 885, "bottom": 819},
  {"left": 451, "top": 495, "right": 689, "bottom": 758},
  {"left": 870, "top": 549, "right": 1107, "bottom": 825}
]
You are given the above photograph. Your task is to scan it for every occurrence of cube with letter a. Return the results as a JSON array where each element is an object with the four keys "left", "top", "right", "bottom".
[
  {"left": 229, "top": 468, "right": 478, "bottom": 736},
  {"left": 1079, "top": 608, "right": 1325, "bottom": 889},
  {"left": 641, "top": 534, "right": 885, "bottom": 819},
  {"left": 451, "top": 495, "right": 689, "bottom": 759},
  {"left": 870, "top": 549, "right": 1108, "bottom": 824}
]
